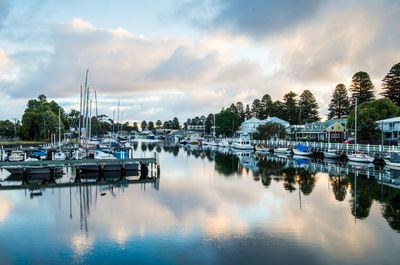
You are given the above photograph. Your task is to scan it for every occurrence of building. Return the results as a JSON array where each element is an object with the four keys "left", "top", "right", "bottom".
[
  {"left": 299, "top": 119, "right": 347, "bottom": 141},
  {"left": 187, "top": 125, "right": 205, "bottom": 131},
  {"left": 237, "top": 117, "right": 290, "bottom": 136},
  {"left": 376, "top": 117, "right": 400, "bottom": 142}
]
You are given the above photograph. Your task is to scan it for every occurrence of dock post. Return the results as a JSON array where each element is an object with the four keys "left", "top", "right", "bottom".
[
  {"left": 140, "top": 163, "right": 149, "bottom": 179},
  {"left": 120, "top": 164, "right": 126, "bottom": 180},
  {"left": 98, "top": 164, "right": 104, "bottom": 182},
  {"left": 75, "top": 166, "right": 81, "bottom": 183},
  {"left": 22, "top": 168, "right": 29, "bottom": 185}
]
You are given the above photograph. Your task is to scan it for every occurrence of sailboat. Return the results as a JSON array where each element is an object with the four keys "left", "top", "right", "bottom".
[
  {"left": 323, "top": 132, "right": 340, "bottom": 159},
  {"left": 53, "top": 108, "right": 67, "bottom": 160},
  {"left": 347, "top": 98, "right": 375, "bottom": 163}
]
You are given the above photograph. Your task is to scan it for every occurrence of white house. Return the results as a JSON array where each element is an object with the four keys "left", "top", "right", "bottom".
[
  {"left": 376, "top": 116, "right": 400, "bottom": 142},
  {"left": 237, "top": 117, "right": 290, "bottom": 136}
]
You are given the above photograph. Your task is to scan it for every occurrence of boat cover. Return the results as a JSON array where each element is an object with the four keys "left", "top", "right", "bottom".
[
  {"left": 390, "top": 152, "right": 400, "bottom": 163},
  {"left": 296, "top": 144, "right": 309, "bottom": 152}
]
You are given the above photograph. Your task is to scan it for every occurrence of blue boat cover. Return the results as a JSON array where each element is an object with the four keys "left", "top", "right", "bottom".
[
  {"left": 296, "top": 143, "right": 309, "bottom": 152},
  {"left": 296, "top": 159, "right": 309, "bottom": 166}
]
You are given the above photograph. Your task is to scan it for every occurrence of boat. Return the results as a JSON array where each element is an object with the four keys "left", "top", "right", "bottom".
[
  {"left": 94, "top": 150, "right": 117, "bottom": 160},
  {"left": 4, "top": 165, "right": 63, "bottom": 175},
  {"left": 232, "top": 136, "right": 253, "bottom": 150},
  {"left": 218, "top": 139, "right": 230, "bottom": 148},
  {"left": 384, "top": 151, "right": 400, "bottom": 169},
  {"left": 323, "top": 149, "right": 340, "bottom": 159},
  {"left": 255, "top": 143, "right": 269, "bottom": 152},
  {"left": 8, "top": 151, "right": 24, "bottom": 162},
  {"left": 210, "top": 140, "right": 219, "bottom": 147},
  {"left": 347, "top": 151, "right": 375, "bottom": 163},
  {"left": 274, "top": 148, "right": 292, "bottom": 154},
  {"left": 53, "top": 151, "right": 67, "bottom": 160},
  {"left": 114, "top": 148, "right": 129, "bottom": 159},
  {"left": 292, "top": 144, "right": 312, "bottom": 156}
]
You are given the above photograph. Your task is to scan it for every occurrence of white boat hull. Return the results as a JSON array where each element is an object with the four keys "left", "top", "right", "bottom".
[
  {"left": 384, "top": 159, "right": 400, "bottom": 169},
  {"left": 274, "top": 148, "right": 291, "bottom": 154},
  {"left": 347, "top": 154, "right": 375, "bottom": 163},
  {"left": 293, "top": 149, "right": 312, "bottom": 156},
  {"left": 232, "top": 143, "right": 253, "bottom": 150},
  {"left": 323, "top": 151, "right": 339, "bottom": 159}
]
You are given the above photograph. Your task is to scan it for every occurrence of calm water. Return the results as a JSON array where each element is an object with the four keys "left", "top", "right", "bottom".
[{"left": 0, "top": 140, "right": 399, "bottom": 265}]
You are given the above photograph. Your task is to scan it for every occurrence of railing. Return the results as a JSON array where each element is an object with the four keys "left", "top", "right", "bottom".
[{"left": 250, "top": 139, "right": 400, "bottom": 153}]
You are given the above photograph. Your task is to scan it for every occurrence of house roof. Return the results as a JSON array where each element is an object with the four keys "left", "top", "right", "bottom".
[
  {"left": 300, "top": 119, "right": 347, "bottom": 133},
  {"left": 376, "top": 116, "right": 400, "bottom": 123}
]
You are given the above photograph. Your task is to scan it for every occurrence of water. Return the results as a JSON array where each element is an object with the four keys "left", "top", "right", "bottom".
[{"left": 0, "top": 140, "right": 399, "bottom": 265}]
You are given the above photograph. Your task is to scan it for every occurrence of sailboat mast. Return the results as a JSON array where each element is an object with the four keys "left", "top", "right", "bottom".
[
  {"left": 117, "top": 99, "right": 120, "bottom": 135},
  {"left": 121, "top": 111, "right": 123, "bottom": 132},
  {"left": 83, "top": 70, "right": 89, "bottom": 135},
  {"left": 89, "top": 99, "right": 92, "bottom": 139},
  {"left": 355, "top": 98, "right": 358, "bottom": 147},
  {"left": 58, "top": 108, "right": 61, "bottom": 147},
  {"left": 85, "top": 87, "right": 90, "bottom": 139},
  {"left": 79, "top": 85, "right": 82, "bottom": 143}
]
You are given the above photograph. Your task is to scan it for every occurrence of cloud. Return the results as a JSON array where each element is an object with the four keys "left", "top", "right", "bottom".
[
  {"left": 0, "top": 48, "right": 12, "bottom": 73},
  {"left": 0, "top": 0, "right": 11, "bottom": 29},
  {"left": 179, "top": 0, "right": 326, "bottom": 40}
]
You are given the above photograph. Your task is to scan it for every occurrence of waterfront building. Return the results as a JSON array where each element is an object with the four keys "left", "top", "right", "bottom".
[
  {"left": 376, "top": 116, "right": 400, "bottom": 142},
  {"left": 299, "top": 119, "right": 347, "bottom": 141},
  {"left": 237, "top": 117, "right": 290, "bottom": 136},
  {"left": 187, "top": 125, "right": 205, "bottom": 131}
]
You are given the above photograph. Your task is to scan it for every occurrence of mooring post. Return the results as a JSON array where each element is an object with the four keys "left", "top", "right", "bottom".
[
  {"left": 22, "top": 168, "right": 29, "bottom": 185},
  {"left": 98, "top": 164, "right": 104, "bottom": 182},
  {"left": 140, "top": 163, "right": 148, "bottom": 179}
]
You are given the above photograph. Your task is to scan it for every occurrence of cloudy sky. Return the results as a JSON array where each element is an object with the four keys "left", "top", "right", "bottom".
[{"left": 0, "top": 0, "right": 399, "bottom": 123}]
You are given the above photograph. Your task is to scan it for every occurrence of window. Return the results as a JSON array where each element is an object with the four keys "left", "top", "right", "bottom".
[
  {"left": 331, "top": 133, "right": 336, "bottom": 138},
  {"left": 336, "top": 133, "right": 340, "bottom": 138}
]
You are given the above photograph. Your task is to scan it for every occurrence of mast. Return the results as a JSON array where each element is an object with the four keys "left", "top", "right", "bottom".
[
  {"left": 112, "top": 109, "right": 115, "bottom": 136},
  {"left": 89, "top": 99, "right": 92, "bottom": 139},
  {"left": 121, "top": 111, "right": 123, "bottom": 132},
  {"left": 85, "top": 87, "right": 90, "bottom": 139},
  {"left": 83, "top": 70, "right": 89, "bottom": 134},
  {"left": 94, "top": 90, "right": 99, "bottom": 137},
  {"left": 58, "top": 108, "right": 61, "bottom": 148},
  {"left": 79, "top": 85, "right": 82, "bottom": 143},
  {"left": 117, "top": 99, "right": 120, "bottom": 135},
  {"left": 213, "top": 114, "right": 216, "bottom": 138},
  {"left": 354, "top": 98, "right": 358, "bottom": 148}
]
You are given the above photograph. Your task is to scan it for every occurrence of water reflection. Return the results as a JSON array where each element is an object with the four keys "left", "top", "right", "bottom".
[{"left": 0, "top": 141, "right": 399, "bottom": 264}]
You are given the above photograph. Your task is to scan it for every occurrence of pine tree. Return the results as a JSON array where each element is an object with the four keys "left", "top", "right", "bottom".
[
  {"left": 261, "top": 94, "right": 273, "bottom": 119},
  {"left": 235, "top": 102, "right": 245, "bottom": 123},
  {"left": 328, "top": 84, "right": 350, "bottom": 119},
  {"left": 251, "top": 99, "right": 262, "bottom": 118},
  {"left": 381, "top": 62, "right": 400, "bottom": 106},
  {"left": 283, "top": 91, "right": 298, "bottom": 124},
  {"left": 245, "top": 104, "right": 251, "bottom": 119},
  {"left": 299, "top": 90, "right": 319, "bottom": 123},
  {"left": 350, "top": 71, "right": 375, "bottom": 105}
]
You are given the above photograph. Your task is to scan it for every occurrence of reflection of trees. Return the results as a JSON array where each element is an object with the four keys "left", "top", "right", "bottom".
[
  {"left": 147, "top": 143, "right": 155, "bottom": 151},
  {"left": 298, "top": 169, "right": 317, "bottom": 196},
  {"left": 132, "top": 142, "right": 138, "bottom": 151},
  {"left": 141, "top": 143, "right": 147, "bottom": 152},
  {"left": 257, "top": 159, "right": 285, "bottom": 188},
  {"left": 382, "top": 194, "right": 400, "bottom": 232},
  {"left": 282, "top": 168, "right": 297, "bottom": 193},
  {"left": 330, "top": 176, "right": 348, "bottom": 201},
  {"left": 348, "top": 174, "right": 374, "bottom": 220},
  {"left": 156, "top": 146, "right": 162, "bottom": 153},
  {"left": 214, "top": 152, "right": 239, "bottom": 176}
]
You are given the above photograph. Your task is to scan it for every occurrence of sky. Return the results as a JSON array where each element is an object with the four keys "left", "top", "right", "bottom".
[{"left": 0, "top": 0, "right": 400, "bottom": 123}]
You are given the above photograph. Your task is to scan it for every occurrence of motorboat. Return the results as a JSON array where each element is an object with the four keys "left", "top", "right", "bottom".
[
  {"left": 210, "top": 140, "right": 219, "bottom": 147},
  {"left": 255, "top": 143, "right": 269, "bottom": 152},
  {"left": 4, "top": 165, "right": 63, "bottom": 175},
  {"left": 218, "top": 139, "right": 230, "bottom": 148},
  {"left": 292, "top": 144, "right": 312, "bottom": 156},
  {"left": 274, "top": 148, "right": 292, "bottom": 154},
  {"left": 53, "top": 151, "right": 67, "bottom": 160},
  {"left": 232, "top": 136, "right": 253, "bottom": 150},
  {"left": 347, "top": 151, "right": 375, "bottom": 163},
  {"left": 94, "top": 150, "right": 117, "bottom": 160},
  {"left": 323, "top": 149, "right": 340, "bottom": 159},
  {"left": 383, "top": 151, "right": 400, "bottom": 169},
  {"left": 8, "top": 151, "right": 24, "bottom": 162}
]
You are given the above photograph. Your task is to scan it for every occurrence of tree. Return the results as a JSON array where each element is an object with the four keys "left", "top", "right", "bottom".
[
  {"left": 132, "top": 122, "right": 138, "bottom": 131},
  {"left": 0, "top": 120, "right": 16, "bottom": 138},
  {"left": 328, "top": 84, "right": 350, "bottom": 119},
  {"left": 156, "top": 120, "right": 162, "bottom": 127},
  {"left": 283, "top": 91, "right": 298, "bottom": 124},
  {"left": 350, "top": 71, "right": 375, "bottom": 106},
  {"left": 245, "top": 104, "right": 251, "bottom": 119},
  {"left": 229, "top": 103, "right": 238, "bottom": 114},
  {"left": 205, "top": 113, "right": 214, "bottom": 134},
  {"left": 236, "top": 102, "right": 245, "bottom": 123},
  {"left": 381, "top": 62, "right": 400, "bottom": 106},
  {"left": 141, "top": 120, "right": 147, "bottom": 131},
  {"left": 251, "top": 99, "right": 262, "bottom": 118},
  {"left": 148, "top": 121, "right": 154, "bottom": 131},
  {"left": 253, "top": 122, "right": 286, "bottom": 140},
  {"left": 347, "top": 98, "right": 398, "bottom": 140},
  {"left": 172, "top": 117, "right": 180, "bottom": 129},
  {"left": 299, "top": 90, "right": 319, "bottom": 123},
  {"left": 260, "top": 94, "right": 273, "bottom": 119},
  {"left": 215, "top": 110, "right": 239, "bottom": 137}
]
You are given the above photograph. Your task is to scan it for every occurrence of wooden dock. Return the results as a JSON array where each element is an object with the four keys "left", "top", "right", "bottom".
[{"left": 0, "top": 158, "right": 156, "bottom": 167}]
